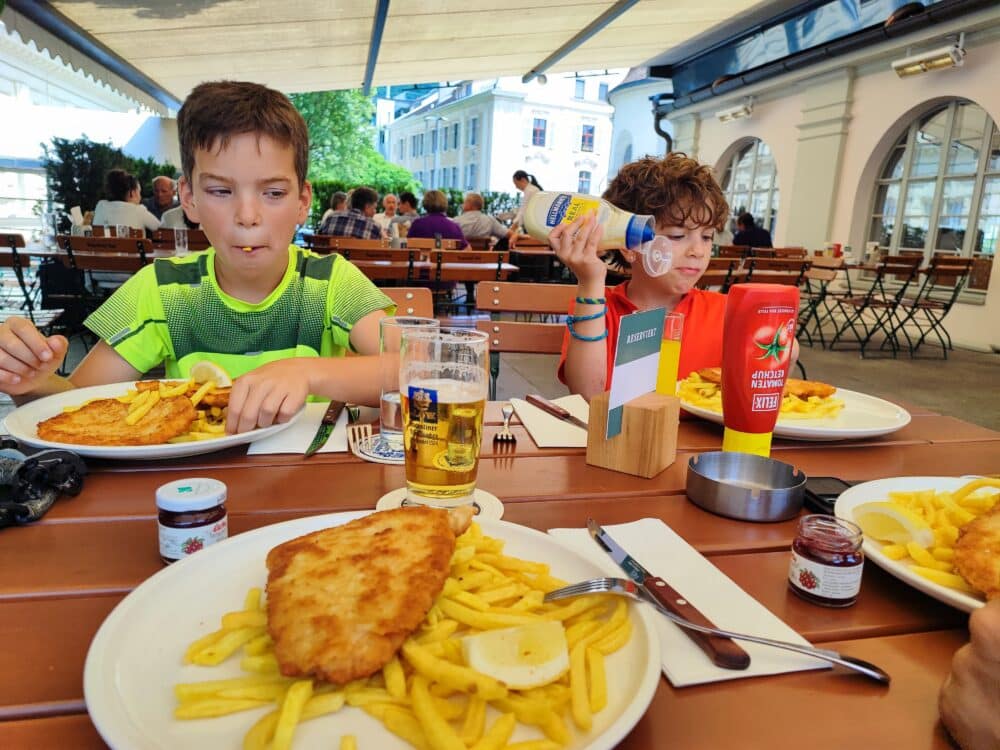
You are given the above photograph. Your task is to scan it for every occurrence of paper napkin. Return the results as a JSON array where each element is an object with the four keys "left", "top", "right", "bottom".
[
  {"left": 548, "top": 518, "right": 828, "bottom": 686},
  {"left": 246, "top": 402, "right": 348, "bottom": 455},
  {"left": 511, "top": 394, "right": 590, "bottom": 448}
]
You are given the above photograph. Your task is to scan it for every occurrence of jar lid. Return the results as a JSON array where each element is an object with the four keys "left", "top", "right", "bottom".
[{"left": 156, "top": 478, "right": 227, "bottom": 513}]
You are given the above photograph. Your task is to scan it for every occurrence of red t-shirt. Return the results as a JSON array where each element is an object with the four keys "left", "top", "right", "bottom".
[{"left": 557, "top": 284, "right": 726, "bottom": 388}]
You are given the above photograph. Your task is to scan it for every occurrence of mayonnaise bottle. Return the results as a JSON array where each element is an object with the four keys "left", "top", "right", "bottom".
[{"left": 522, "top": 191, "right": 672, "bottom": 276}]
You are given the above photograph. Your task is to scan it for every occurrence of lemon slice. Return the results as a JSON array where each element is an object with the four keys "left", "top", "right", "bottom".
[
  {"left": 852, "top": 501, "right": 934, "bottom": 547},
  {"left": 189, "top": 361, "right": 232, "bottom": 388},
  {"left": 461, "top": 621, "right": 569, "bottom": 689}
]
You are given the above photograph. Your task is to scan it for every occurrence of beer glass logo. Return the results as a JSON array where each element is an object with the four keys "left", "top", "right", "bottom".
[{"left": 410, "top": 387, "right": 436, "bottom": 424}]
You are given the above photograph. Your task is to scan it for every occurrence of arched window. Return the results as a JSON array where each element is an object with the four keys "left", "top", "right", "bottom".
[
  {"left": 720, "top": 139, "right": 778, "bottom": 235},
  {"left": 870, "top": 100, "right": 998, "bottom": 290}
]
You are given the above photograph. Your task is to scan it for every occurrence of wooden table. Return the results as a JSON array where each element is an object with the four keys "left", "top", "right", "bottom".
[{"left": 1, "top": 405, "right": 992, "bottom": 748}]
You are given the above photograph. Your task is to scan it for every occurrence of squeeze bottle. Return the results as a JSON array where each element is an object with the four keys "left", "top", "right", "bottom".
[
  {"left": 720, "top": 283, "right": 800, "bottom": 457},
  {"left": 522, "top": 191, "right": 672, "bottom": 276}
]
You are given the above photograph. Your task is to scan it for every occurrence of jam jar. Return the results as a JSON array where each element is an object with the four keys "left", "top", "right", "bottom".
[
  {"left": 156, "top": 478, "right": 228, "bottom": 564},
  {"left": 788, "top": 514, "right": 864, "bottom": 607}
]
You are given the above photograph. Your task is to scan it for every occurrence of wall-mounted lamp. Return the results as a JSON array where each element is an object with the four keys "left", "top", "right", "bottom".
[
  {"left": 715, "top": 98, "right": 753, "bottom": 123},
  {"left": 891, "top": 33, "right": 966, "bottom": 77}
]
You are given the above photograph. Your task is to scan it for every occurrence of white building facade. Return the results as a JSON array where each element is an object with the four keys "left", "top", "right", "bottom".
[
  {"left": 380, "top": 72, "right": 625, "bottom": 197},
  {"left": 607, "top": 69, "right": 671, "bottom": 179}
]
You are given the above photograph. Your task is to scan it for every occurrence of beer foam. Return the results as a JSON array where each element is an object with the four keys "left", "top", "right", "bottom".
[{"left": 405, "top": 376, "right": 487, "bottom": 402}]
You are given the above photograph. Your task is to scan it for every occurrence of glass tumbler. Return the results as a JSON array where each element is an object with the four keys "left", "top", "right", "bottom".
[{"left": 378, "top": 316, "right": 438, "bottom": 449}]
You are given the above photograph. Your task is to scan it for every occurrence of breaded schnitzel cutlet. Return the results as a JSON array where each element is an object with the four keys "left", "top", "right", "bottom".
[
  {"left": 696, "top": 367, "right": 837, "bottom": 400},
  {"left": 36, "top": 396, "right": 197, "bottom": 446},
  {"left": 265, "top": 506, "right": 474, "bottom": 684},
  {"left": 954, "top": 504, "right": 1000, "bottom": 600}
]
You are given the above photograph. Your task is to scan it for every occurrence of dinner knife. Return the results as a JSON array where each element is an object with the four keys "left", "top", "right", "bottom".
[
  {"left": 304, "top": 400, "right": 346, "bottom": 458},
  {"left": 525, "top": 394, "right": 588, "bottom": 431},
  {"left": 587, "top": 519, "right": 751, "bottom": 670}
]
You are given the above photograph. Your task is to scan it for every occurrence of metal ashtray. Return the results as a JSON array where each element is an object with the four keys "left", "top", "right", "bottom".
[{"left": 686, "top": 451, "right": 806, "bottom": 523}]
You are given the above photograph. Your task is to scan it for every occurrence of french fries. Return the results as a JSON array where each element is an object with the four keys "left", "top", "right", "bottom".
[
  {"left": 678, "top": 371, "right": 845, "bottom": 419},
  {"left": 174, "top": 524, "right": 634, "bottom": 748}
]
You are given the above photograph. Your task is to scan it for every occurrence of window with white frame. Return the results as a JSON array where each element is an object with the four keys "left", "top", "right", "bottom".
[
  {"left": 453, "top": 123, "right": 460, "bottom": 149},
  {"left": 720, "top": 139, "right": 778, "bottom": 236},
  {"left": 532, "top": 118, "right": 547, "bottom": 147},
  {"left": 442, "top": 126, "right": 448, "bottom": 151},
  {"left": 451, "top": 166, "right": 459, "bottom": 188},
  {"left": 580, "top": 124, "right": 595, "bottom": 152},
  {"left": 869, "top": 100, "right": 998, "bottom": 292},
  {"left": 469, "top": 117, "right": 479, "bottom": 146},
  {"left": 399, "top": 138, "right": 405, "bottom": 160},
  {"left": 466, "top": 163, "right": 477, "bottom": 190},
  {"left": 599, "top": 82, "right": 609, "bottom": 102},
  {"left": 578, "top": 171, "right": 591, "bottom": 194},
  {"left": 575, "top": 79, "right": 585, "bottom": 99},
  {"left": 431, "top": 129, "right": 438, "bottom": 153}
]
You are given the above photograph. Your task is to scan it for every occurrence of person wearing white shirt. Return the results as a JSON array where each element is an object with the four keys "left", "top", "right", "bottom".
[
  {"left": 455, "top": 192, "right": 507, "bottom": 243},
  {"left": 92, "top": 169, "right": 160, "bottom": 233},
  {"left": 508, "top": 170, "right": 541, "bottom": 249},
  {"left": 372, "top": 193, "right": 398, "bottom": 236}
]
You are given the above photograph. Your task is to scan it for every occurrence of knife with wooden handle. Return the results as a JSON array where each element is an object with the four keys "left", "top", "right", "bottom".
[
  {"left": 304, "top": 400, "right": 346, "bottom": 458},
  {"left": 588, "top": 519, "right": 751, "bottom": 670},
  {"left": 525, "top": 394, "right": 588, "bottom": 431}
]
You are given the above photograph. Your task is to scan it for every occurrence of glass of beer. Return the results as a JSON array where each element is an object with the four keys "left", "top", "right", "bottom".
[
  {"left": 400, "top": 328, "right": 489, "bottom": 507},
  {"left": 378, "top": 316, "right": 438, "bottom": 450},
  {"left": 655, "top": 311, "right": 684, "bottom": 396}
]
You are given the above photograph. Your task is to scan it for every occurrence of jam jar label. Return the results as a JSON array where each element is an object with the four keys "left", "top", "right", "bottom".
[
  {"left": 159, "top": 517, "right": 228, "bottom": 560},
  {"left": 788, "top": 550, "right": 862, "bottom": 600}
]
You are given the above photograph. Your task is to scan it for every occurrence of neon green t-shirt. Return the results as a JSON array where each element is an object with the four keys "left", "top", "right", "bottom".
[{"left": 84, "top": 246, "right": 395, "bottom": 378}]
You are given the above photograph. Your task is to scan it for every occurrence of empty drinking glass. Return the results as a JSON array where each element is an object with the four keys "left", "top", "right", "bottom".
[
  {"left": 116, "top": 224, "right": 131, "bottom": 239},
  {"left": 378, "top": 316, "right": 438, "bottom": 452},
  {"left": 174, "top": 228, "right": 189, "bottom": 256}
]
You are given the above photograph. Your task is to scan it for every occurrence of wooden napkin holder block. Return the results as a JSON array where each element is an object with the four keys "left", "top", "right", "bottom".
[{"left": 585, "top": 391, "right": 680, "bottom": 478}]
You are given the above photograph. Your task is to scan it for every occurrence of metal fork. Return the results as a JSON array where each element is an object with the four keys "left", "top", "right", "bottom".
[
  {"left": 545, "top": 577, "right": 890, "bottom": 684},
  {"left": 493, "top": 403, "right": 517, "bottom": 445},
  {"left": 347, "top": 423, "right": 372, "bottom": 454}
]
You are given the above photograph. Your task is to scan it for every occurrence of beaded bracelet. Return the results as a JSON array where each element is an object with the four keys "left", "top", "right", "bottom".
[
  {"left": 575, "top": 296, "right": 606, "bottom": 306},
  {"left": 567, "top": 318, "right": 609, "bottom": 342},
  {"left": 567, "top": 309, "right": 605, "bottom": 323}
]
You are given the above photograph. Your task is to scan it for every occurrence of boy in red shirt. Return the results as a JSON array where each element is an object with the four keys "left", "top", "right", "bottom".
[{"left": 556, "top": 154, "right": 728, "bottom": 399}]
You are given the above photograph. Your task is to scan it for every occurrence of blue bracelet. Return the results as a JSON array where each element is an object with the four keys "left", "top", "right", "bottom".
[
  {"left": 575, "top": 296, "right": 606, "bottom": 305},
  {"left": 567, "top": 317, "right": 609, "bottom": 342},
  {"left": 567, "top": 309, "right": 605, "bottom": 322}
]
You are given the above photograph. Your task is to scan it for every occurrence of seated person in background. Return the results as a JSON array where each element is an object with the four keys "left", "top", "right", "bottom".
[
  {"left": 388, "top": 191, "right": 419, "bottom": 238},
  {"left": 939, "top": 599, "right": 1000, "bottom": 750},
  {"left": 372, "top": 193, "right": 398, "bottom": 236},
  {"left": 319, "top": 191, "right": 347, "bottom": 226},
  {"left": 407, "top": 190, "right": 468, "bottom": 247},
  {"left": 92, "top": 169, "right": 160, "bottom": 233},
  {"left": 555, "top": 154, "right": 730, "bottom": 401},
  {"left": 144, "top": 175, "right": 179, "bottom": 220},
  {"left": 318, "top": 187, "right": 383, "bottom": 240},
  {"left": 0, "top": 80, "right": 393, "bottom": 435},
  {"left": 732, "top": 211, "right": 773, "bottom": 248},
  {"left": 160, "top": 205, "right": 200, "bottom": 229},
  {"left": 455, "top": 192, "right": 508, "bottom": 248}
]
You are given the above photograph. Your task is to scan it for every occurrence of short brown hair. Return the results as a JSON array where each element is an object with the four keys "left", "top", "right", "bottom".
[
  {"left": 422, "top": 190, "right": 448, "bottom": 214},
  {"left": 178, "top": 81, "right": 309, "bottom": 186},
  {"left": 602, "top": 153, "right": 728, "bottom": 269}
]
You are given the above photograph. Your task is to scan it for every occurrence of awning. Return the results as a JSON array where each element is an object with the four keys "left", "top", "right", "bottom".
[{"left": 7, "top": 1, "right": 762, "bottom": 103}]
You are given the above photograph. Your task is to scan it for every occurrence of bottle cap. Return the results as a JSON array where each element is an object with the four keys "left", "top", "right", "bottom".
[
  {"left": 637, "top": 236, "right": 673, "bottom": 277},
  {"left": 156, "top": 478, "right": 227, "bottom": 513},
  {"left": 721, "top": 427, "right": 774, "bottom": 457},
  {"left": 624, "top": 214, "right": 655, "bottom": 249}
]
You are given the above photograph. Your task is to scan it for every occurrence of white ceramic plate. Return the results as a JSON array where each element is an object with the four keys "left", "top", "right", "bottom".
[
  {"left": 2, "top": 381, "right": 303, "bottom": 460},
  {"left": 84, "top": 513, "right": 661, "bottom": 750},
  {"left": 835, "top": 476, "right": 989, "bottom": 613},
  {"left": 680, "top": 387, "right": 911, "bottom": 441}
]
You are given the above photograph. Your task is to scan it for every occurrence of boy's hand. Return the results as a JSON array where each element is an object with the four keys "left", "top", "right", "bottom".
[
  {"left": 226, "top": 360, "right": 311, "bottom": 434},
  {"left": 0, "top": 317, "right": 68, "bottom": 395},
  {"left": 940, "top": 599, "right": 1000, "bottom": 750},
  {"left": 550, "top": 212, "right": 606, "bottom": 290}
]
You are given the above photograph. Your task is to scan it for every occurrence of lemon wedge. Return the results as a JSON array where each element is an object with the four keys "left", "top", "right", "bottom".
[
  {"left": 461, "top": 621, "right": 569, "bottom": 689},
  {"left": 852, "top": 501, "right": 935, "bottom": 547},
  {"left": 189, "top": 361, "right": 232, "bottom": 388}
]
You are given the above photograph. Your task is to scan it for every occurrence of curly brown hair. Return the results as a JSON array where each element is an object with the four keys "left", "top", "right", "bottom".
[{"left": 602, "top": 153, "right": 728, "bottom": 269}]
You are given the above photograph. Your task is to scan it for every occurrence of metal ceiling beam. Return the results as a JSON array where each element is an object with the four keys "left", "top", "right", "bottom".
[
  {"left": 362, "top": 0, "right": 391, "bottom": 95},
  {"left": 521, "top": 0, "right": 640, "bottom": 84},
  {"left": 6, "top": 0, "right": 182, "bottom": 111}
]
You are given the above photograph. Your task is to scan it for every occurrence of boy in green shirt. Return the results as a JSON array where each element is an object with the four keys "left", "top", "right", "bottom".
[{"left": 0, "top": 81, "right": 394, "bottom": 434}]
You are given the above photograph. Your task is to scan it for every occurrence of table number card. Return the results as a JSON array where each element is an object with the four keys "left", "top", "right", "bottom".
[{"left": 606, "top": 307, "right": 664, "bottom": 438}]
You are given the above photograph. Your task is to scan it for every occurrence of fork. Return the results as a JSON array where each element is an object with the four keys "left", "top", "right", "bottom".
[
  {"left": 347, "top": 423, "right": 372, "bottom": 453},
  {"left": 493, "top": 403, "right": 516, "bottom": 446},
  {"left": 545, "top": 578, "right": 890, "bottom": 684}
]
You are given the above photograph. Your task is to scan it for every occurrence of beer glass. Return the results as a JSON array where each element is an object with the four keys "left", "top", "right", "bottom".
[
  {"left": 655, "top": 312, "right": 684, "bottom": 395},
  {"left": 378, "top": 316, "right": 438, "bottom": 449},
  {"left": 400, "top": 328, "right": 488, "bottom": 506},
  {"left": 174, "top": 228, "right": 189, "bottom": 256}
]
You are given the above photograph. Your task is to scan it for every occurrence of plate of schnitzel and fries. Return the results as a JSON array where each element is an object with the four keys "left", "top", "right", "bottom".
[
  {"left": 3, "top": 380, "right": 303, "bottom": 460},
  {"left": 84, "top": 510, "right": 660, "bottom": 750},
  {"left": 836, "top": 476, "right": 1000, "bottom": 612},
  {"left": 677, "top": 368, "right": 911, "bottom": 441}
]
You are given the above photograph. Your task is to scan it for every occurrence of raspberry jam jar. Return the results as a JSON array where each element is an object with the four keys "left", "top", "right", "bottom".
[
  {"left": 788, "top": 514, "right": 864, "bottom": 607},
  {"left": 156, "top": 478, "right": 228, "bottom": 564}
]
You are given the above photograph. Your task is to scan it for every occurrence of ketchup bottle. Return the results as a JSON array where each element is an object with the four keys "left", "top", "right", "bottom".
[{"left": 721, "top": 284, "right": 800, "bottom": 457}]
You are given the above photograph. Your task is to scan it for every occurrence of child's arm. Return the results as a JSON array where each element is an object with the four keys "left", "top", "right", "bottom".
[
  {"left": 68, "top": 340, "right": 144, "bottom": 387},
  {"left": 551, "top": 213, "right": 609, "bottom": 400},
  {"left": 224, "top": 310, "right": 387, "bottom": 435}
]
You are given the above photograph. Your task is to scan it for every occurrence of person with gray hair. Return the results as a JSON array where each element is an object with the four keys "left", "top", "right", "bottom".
[
  {"left": 455, "top": 192, "right": 508, "bottom": 244},
  {"left": 144, "top": 175, "right": 178, "bottom": 220},
  {"left": 372, "top": 193, "right": 398, "bottom": 236}
]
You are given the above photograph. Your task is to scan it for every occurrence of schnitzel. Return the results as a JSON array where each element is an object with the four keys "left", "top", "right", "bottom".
[
  {"left": 265, "top": 506, "right": 473, "bottom": 684},
  {"left": 954, "top": 504, "right": 1000, "bottom": 600},
  {"left": 696, "top": 367, "right": 837, "bottom": 400},
  {"left": 37, "top": 396, "right": 197, "bottom": 446}
]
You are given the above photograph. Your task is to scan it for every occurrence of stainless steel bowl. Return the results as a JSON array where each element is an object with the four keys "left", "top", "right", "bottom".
[{"left": 686, "top": 451, "right": 806, "bottom": 522}]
